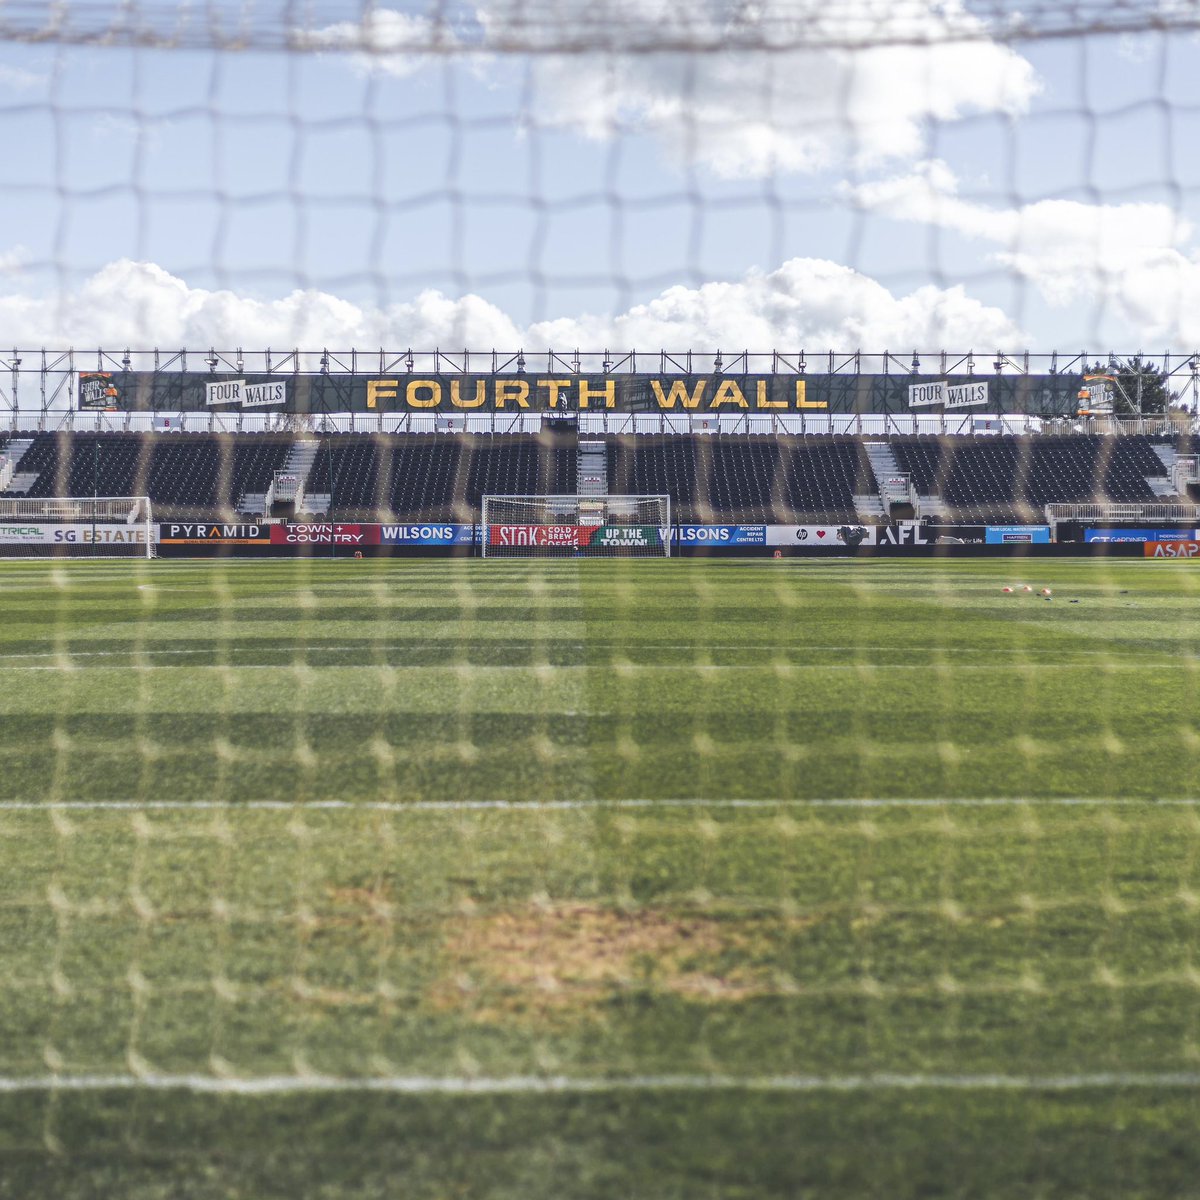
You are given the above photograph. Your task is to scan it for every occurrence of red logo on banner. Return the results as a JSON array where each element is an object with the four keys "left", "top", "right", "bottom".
[{"left": 489, "top": 525, "right": 589, "bottom": 547}]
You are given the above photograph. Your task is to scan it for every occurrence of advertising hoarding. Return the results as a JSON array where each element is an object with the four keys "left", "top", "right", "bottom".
[
  {"left": 985, "top": 526, "right": 1051, "bottom": 544},
  {"left": 78, "top": 370, "right": 1084, "bottom": 416},
  {"left": 159, "top": 523, "right": 269, "bottom": 544},
  {"left": 268, "top": 523, "right": 378, "bottom": 545},
  {"left": 0, "top": 523, "right": 150, "bottom": 545},
  {"left": 765, "top": 525, "right": 877, "bottom": 547},
  {"left": 673, "top": 525, "right": 766, "bottom": 545},
  {"left": 379, "top": 524, "right": 476, "bottom": 545},
  {"left": 1085, "top": 528, "right": 1198, "bottom": 543}
]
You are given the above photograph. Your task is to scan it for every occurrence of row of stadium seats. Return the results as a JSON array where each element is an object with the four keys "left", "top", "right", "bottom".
[
  {"left": 0, "top": 430, "right": 1177, "bottom": 523},
  {"left": 0, "top": 432, "right": 294, "bottom": 518},
  {"left": 891, "top": 435, "right": 1163, "bottom": 523},
  {"left": 607, "top": 437, "right": 869, "bottom": 523},
  {"left": 305, "top": 434, "right": 576, "bottom": 520}
]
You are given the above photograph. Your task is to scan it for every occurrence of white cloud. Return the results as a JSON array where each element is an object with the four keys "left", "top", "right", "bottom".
[
  {"left": 0, "top": 64, "right": 47, "bottom": 91},
  {"left": 528, "top": 257, "right": 1020, "bottom": 349},
  {"left": 296, "top": 9, "right": 456, "bottom": 78},
  {"left": 308, "top": 1, "right": 1040, "bottom": 177},
  {"left": 0, "top": 256, "right": 1021, "bottom": 351},
  {"left": 847, "top": 161, "right": 1200, "bottom": 342}
]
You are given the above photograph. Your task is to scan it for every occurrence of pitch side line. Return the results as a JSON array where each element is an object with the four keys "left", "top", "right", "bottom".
[
  {"left": 0, "top": 1071, "right": 1197, "bottom": 1095},
  {"left": 0, "top": 798, "right": 1195, "bottom": 812}
]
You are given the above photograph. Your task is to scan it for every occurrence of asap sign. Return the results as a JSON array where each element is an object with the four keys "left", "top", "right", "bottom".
[{"left": 1146, "top": 541, "right": 1200, "bottom": 558}]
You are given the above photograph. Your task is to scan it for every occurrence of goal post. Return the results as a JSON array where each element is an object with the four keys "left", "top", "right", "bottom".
[
  {"left": 0, "top": 497, "right": 155, "bottom": 559},
  {"left": 481, "top": 495, "right": 671, "bottom": 558}
]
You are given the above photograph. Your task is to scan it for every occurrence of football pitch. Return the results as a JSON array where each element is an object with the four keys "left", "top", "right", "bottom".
[{"left": 2, "top": 556, "right": 1200, "bottom": 1198}]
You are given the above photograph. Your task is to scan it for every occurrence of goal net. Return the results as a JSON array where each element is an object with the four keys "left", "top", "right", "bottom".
[
  {"left": 481, "top": 494, "right": 671, "bottom": 558},
  {"left": 0, "top": 496, "right": 154, "bottom": 558}
]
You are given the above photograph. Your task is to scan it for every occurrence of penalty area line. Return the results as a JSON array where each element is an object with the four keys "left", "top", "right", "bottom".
[{"left": 0, "top": 1071, "right": 1198, "bottom": 1095}]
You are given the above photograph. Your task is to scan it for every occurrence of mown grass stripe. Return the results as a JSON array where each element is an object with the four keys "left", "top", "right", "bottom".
[
  {"left": 1, "top": 1072, "right": 1199, "bottom": 1094},
  {"left": 0, "top": 797, "right": 1197, "bottom": 811}
]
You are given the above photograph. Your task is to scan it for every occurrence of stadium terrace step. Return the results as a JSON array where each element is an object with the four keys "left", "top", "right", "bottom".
[
  {"left": 1152, "top": 443, "right": 1178, "bottom": 472},
  {"left": 578, "top": 439, "right": 608, "bottom": 497},
  {"left": 852, "top": 493, "right": 886, "bottom": 520},
  {"left": 1147, "top": 476, "right": 1179, "bottom": 498},
  {"left": 1, "top": 438, "right": 37, "bottom": 493},
  {"left": 863, "top": 441, "right": 918, "bottom": 518},
  {"left": 5, "top": 472, "right": 43, "bottom": 493}
]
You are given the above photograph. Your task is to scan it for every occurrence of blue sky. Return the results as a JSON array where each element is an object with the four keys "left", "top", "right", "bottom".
[{"left": 0, "top": 1, "right": 1195, "bottom": 355}]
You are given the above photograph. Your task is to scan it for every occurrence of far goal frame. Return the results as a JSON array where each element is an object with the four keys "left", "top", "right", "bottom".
[
  {"left": 480, "top": 494, "right": 671, "bottom": 559},
  {"left": 0, "top": 496, "right": 156, "bottom": 559}
]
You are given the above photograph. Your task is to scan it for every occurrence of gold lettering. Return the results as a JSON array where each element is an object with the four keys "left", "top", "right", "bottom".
[
  {"left": 756, "top": 379, "right": 786, "bottom": 409},
  {"left": 406, "top": 380, "right": 442, "bottom": 409},
  {"left": 450, "top": 379, "right": 487, "bottom": 409},
  {"left": 650, "top": 378, "right": 706, "bottom": 409},
  {"left": 495, "top": 379, "right": 530, "bottom": 408},
  {"left": 712, "top": 379, "right": 748, "bottom": 408},
  {"left": 795, "top": 380, "right": 827, "bottom": 409},
  {"left": 366, "top": 379, "right": 398, "bottom": 409},
  {"left": 579, "top": 378, "right": 616, "bottom": 409},
  {"left": 537, "top": 379, "right": 573, "bottom": 409}
]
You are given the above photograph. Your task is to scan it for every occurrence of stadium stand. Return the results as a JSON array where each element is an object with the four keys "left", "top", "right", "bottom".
[
  {"left": 890, "top": 435, "right": 1165, "bottom": 522},
  {"left": 606, "top": 435, "right": 871, "bottom": 522},
  {"left": 0, "top": 429, "right": 1181, "bottom": 524},
  {"left": 304, "top": 432, "right": 576, "bottom": 520},
  {"left": 0, "top": 432, "right": 294, "bottom": 519}
]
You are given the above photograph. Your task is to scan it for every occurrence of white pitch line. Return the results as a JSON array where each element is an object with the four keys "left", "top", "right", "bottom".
[
  {"left": 0, "top": 1071, "right": 1196, "bottom": 1095},
  {"left": 0, "top": 662, "right": 1190, "bottom": 673},
  {"left": 0, "top": 644, "right": 1188, "bottom": 663},
  {"left": 0, "top": 797, "right": 1193, "bottom": 813}
]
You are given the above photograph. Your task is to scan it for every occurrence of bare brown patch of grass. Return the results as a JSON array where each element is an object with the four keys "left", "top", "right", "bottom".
[{"left": 431, "top": 903, "right": 815, "bottom": 1022}]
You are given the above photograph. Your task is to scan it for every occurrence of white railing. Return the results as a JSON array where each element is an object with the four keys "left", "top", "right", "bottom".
[
  {"left": 3, "top": 408, "right": 1195, "bottom": 438},
  {"left": 1045, "top": 502, "right": 1200, "bottom": 524}
]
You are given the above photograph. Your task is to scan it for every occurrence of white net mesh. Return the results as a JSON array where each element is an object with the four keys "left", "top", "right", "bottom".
[{"left": 1, "top": 4, "right": 1200, "bottom": 1197}]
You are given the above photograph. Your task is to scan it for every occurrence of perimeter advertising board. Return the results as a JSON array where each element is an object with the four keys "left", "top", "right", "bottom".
[
  {"left": 379, "top": 524, "right": 476, "bottom": 545},
  {"left": 1145, "top": 541, "right": 1200, "bottom": 557},
  {"left": 487, "top": 525, "right": 664, "bottom": 549},
  {"left": 1086, "top": 528, "right": 1198, "bottom": 543},
  {"left": 674, "top": 525, "right": 766, "bottom": 545},
  {"left": 269, "top": 523, "right": 379, "bottom": 545},
  {"left": 0, "top": 523, "right": 149, "bottom": 545},
  {"left": 79, "top": 371, "right": 1085, "bottom": 416},
  {"left": 159, "top": 523, "right": 269, "bottom": 544},
  {"left": 766, "top": 525, "right": 878, "bottom": 547},
  {"left": 985, "top": 526, "right": 1051, "bottom": 544}
]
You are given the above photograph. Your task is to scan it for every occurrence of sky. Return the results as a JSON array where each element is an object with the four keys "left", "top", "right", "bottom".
[{"left": 0, "top": 0, "right": 1196, "bottom": 357}]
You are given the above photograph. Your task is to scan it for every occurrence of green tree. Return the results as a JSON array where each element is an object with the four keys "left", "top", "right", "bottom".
[{"left": 1087, "top": 356, "right": 1175, "bottom": 415}]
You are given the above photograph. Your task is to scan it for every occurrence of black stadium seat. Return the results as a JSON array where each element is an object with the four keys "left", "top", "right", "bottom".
[{"left": 0, "top": 429, "right": 1174, "bottom": 526}]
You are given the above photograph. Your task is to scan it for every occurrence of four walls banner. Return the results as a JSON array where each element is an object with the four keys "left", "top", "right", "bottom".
[{"left": 79, "top": 371, "right": 1085, "bottom": 415}]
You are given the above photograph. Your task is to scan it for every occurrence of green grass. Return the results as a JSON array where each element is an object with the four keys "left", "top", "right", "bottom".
[{"left": 2, "top": 556, "right": 1200, "bottom": 1198}]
